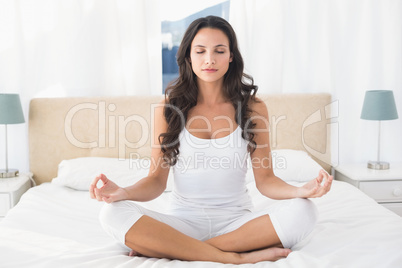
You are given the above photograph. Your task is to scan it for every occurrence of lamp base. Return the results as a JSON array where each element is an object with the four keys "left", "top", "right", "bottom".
[
  {"left": 0, "top": 169, "right": 19, "bottom": 178},
  {"left": 367, "top": 161, "right": 390, "bottom": 170}
]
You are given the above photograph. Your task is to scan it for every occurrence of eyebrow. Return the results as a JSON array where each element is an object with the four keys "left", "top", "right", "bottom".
[{"left": 193, "top": 44, "right": 228, "bottom": 48}]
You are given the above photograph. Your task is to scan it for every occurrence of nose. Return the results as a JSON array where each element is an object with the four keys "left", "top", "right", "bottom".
[{"left": 205, "top": 52, "right": 215, "bottom": 65}]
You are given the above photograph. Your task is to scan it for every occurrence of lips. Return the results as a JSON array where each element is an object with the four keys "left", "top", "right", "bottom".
[{"left": 202, "top": 68, "right": 218, "bottom": 73}]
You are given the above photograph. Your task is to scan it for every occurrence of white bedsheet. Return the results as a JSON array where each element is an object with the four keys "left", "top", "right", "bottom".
[{"left": 1, "top": 180, "right": 402, "bottom": 268}]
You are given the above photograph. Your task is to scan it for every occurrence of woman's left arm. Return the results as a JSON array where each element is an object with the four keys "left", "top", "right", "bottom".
[
  {"left": 254, "top": 168, "right": 333, "bottom": 200},
  {"left": 248, "top": 99, "right": 333, "bottom": 200}
]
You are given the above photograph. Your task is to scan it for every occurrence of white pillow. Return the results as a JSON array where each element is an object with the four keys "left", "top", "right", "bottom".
[
  {"left": 272, "top": 149, "right": 324, "bottom": 182},
  {"left": 52, "top": 157, "right": 174, "bottom": 191},
  {"left": 245, "top": 149, "right": 324, "bottom": 183}
]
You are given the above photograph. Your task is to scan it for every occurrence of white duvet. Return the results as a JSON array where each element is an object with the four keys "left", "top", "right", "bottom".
[{"left": 1, "top": 180, "right": 402, "bottom": 268}]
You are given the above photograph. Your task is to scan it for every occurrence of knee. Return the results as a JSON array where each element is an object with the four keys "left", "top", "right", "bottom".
[
  {"left": 288, "top": 198, "right": 318, "bottom": 246},
  {"left": 99, "top": 201, "right": 144, "bottom": 245},
  {"left": 99, "top": 201, "right": 142, "bottom": 228},
  {"left": 99, "top": 202, "right": 123, "bottom": 235},
  {"left": 99, "top": 202, "right": 119, "bottom": 228},
  {"left": 291, "top": 198, "right": 318, "bottom": 231},
  {"left": 272, "top": 198, "right": 318, "bottom": 249}
]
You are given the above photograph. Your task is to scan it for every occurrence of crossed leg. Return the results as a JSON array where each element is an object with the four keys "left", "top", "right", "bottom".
[
  {"left": 205, "top": 215, "right": 284, "bottom": 252},
  {"left": 125, "top": 214, "right": 290, "bottom": 264}
]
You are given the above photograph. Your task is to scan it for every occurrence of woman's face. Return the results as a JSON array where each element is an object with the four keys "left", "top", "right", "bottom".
[{"left": 189, "top": 27, "right": 233, "bottom": 85}]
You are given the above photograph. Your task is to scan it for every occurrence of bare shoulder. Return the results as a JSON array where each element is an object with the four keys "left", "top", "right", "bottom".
[
  {"left": 246, "top": 97, "right": 270, "bottom": 147},
  {"left": 155, "top": 97, "right": 169, "bottom": 113},
  {"left": 248, "top": 97, "right": 269, "bottom": 118},
  {"left": 153, "top": 97, "right": 169, "bottom": 133}
]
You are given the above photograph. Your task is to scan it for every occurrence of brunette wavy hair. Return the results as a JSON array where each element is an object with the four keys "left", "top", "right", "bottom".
[{"left": 159, "top": 16, "right": 259, "bottom": 166}]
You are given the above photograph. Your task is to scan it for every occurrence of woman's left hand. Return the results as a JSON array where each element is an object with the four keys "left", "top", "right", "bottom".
[{"left": 297, "top": 169, "right": 333, "bottom": 198}]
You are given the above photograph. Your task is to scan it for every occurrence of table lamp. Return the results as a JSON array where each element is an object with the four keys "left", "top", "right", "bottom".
[
  {"left": 0, "top": 94, "right": 25, "bottom": 178},
  {"left": 361, "top": 90, "right": 399, "bottom": 170}
]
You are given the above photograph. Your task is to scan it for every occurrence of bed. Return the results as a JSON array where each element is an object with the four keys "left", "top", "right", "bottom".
[{"left": 1, "top": 94, "right": 402, "bottom": 268}]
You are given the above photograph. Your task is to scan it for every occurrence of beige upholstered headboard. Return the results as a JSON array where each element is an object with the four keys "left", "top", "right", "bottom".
[{"left": 29, "top": 94, "right": 332, "bottom": 185}]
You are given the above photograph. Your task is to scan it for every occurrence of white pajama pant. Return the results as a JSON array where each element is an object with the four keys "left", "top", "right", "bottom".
[{"left": 99, "top": 198, "right": 317, "bottom": 250}]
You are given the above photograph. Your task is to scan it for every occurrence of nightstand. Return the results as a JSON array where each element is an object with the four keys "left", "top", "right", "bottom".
[
  {"left": 0, "top": 174, "right": 32, "bottom": 220},
  {"left": 334, "top": 163, "right": 402, "bottom": 216}
]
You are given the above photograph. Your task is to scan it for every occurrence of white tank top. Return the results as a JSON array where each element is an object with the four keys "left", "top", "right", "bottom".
[{"left": 171, "top": 126, "right": 253, "bottom": 210}]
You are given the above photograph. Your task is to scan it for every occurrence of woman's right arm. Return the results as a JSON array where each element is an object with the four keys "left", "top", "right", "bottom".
[{"left": 89, "top": 99, "right": 171, "bottom": 203}]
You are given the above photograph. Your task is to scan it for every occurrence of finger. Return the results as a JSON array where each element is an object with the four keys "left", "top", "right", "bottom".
[
  {"left": 99, "top": 173, "right": 109, "bottom": 185},
  {"left": 89, "top": 185, "right": 95, "bottom": 199},
  {"left": 321, "top": 172, "right": 331, "bottom": 187},
  {"left": 325, "top": 175, "right": 334, "bottom": 191},
  {"left": 93, "top": 187, "right": 99, "bottom": 201},
  {"left": 316, "top": 170, "right": 324, "bottom": 184},
  {"left": 102, "top": 194, "right": 113, "bottom": 203},
  {"left": 308, "top": 182, "right": 325, "bottom": 198},
  {"left": 89, "top": 175, "right": 101, "bottom": 199},
  {"left": 316, "top": 175, "right": 333, "bottom": 197},
  {"left": 94, "top": 187, "right": 104, "bottom": 202},
  {"left": 307, "top": 183, "right": 320, "bottom": 197},
  {"left": 91, "top": 174, "right": 102, "bottom": 187}
]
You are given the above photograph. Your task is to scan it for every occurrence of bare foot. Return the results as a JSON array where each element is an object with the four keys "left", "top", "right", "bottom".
[
  {"left": 128, "top": 249, "right": 143, "bottom": 257},
  {"left": 238, "top": 247, "right": 291, "bottom": 263}
]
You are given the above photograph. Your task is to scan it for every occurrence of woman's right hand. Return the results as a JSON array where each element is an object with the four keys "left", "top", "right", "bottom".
[{"left": 89, "top": 174, "right": 128, "bottom": 203}]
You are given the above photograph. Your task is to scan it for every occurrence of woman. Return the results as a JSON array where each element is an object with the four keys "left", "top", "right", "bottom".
[{"left": 90, "top": 16, "right": 332, "bottom": 264}]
